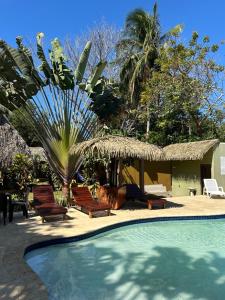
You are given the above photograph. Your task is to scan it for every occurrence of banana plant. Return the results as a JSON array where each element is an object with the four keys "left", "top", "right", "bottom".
[{"left": 0, "top": 33, "right": 106, "bottom": 202}]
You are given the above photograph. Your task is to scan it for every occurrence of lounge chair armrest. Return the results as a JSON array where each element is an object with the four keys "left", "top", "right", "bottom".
[{"left": 219, "top": 187, "right": 224, "bottom": 192}]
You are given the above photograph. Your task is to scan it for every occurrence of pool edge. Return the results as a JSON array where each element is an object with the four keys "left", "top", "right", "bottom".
[{"left": 24, "top": 214, "right": 225, "bottom": 256}]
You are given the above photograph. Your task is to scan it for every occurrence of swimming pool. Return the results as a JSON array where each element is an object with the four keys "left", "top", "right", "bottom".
[{"left": 25, "top": 217, "right": 225, "bottom": 300}]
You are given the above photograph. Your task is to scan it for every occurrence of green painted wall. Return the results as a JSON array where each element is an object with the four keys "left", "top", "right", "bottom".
[
  {"left": 212, "top": 143, "right": 225, "bottom": 190},
  {"left": 171, "top": 160, "right": 201, "bottom": 196},
  {"left": 171, "top": 149, "right": 214, "bottom": 196}
]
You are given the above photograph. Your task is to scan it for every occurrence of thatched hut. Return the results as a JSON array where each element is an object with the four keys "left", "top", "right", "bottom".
[
  {"left": 162, "top": 139, "right": 222, "bottom": 196},
  {"left": 163, "top": 139, "right": 219, "bottom": 161},
  {"left": 78, "top": 135, "right": 164, "bottom": 160},
  {"left": 77, "top": 135, "right": 164, "bottom": 190},
  {"left": 29, "top": 147, "right": 47, "bottom": 162},
  {"left": 0, "top": 115, "right": 30, "bottom": 170}
]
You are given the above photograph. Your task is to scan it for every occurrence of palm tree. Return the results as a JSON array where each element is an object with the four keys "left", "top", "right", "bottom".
[
  {"left": 0, "top": 34, "right": 106, "bottom": 202},
  {"left": 117, "top": 3, "right": 178, "bottom": 105}
]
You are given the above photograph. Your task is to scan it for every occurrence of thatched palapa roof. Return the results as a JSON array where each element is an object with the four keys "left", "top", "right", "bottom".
[
  {"left": 76, "top": 135, "right": 164, "bottom": 161},
  {"left": 29, "top": 147, "right": 47, "bottom": 161},
  {"left": 0, "top": 115, "right": 30, "bottom": 169},
  {"left": 163, "top": 139, "right": 219, "bottom": 161}
]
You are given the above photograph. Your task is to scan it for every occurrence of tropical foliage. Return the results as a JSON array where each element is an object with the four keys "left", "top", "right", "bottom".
[
  {"left": 1, "top": 2, "right": 225, "bottom": 200},
  {"left": 7, "top": 154, "right": 33, "bottom": 194},
  {"left": 9, "top": 102, "right": 41, "bottom": 146},
  {"left": 116, "top": 3, "right": 181, "bottom": 105},
  {"left": 97, "top": 3, "right": 225, "bottom": 144},
  {"left": 140, "top": 32, "right": 225, "bottom": 145},
  {"left": 0, "top": 33, "right": 106, "bottom": 201},
  {"left": 82, "top": 152, "right": 110, "bottom": 185}
]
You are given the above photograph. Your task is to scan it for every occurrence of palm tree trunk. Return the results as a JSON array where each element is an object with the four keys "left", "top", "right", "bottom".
[
  {"left": 146, "top": 107, "right": 150, "bottom": 139},
  {"left": 63, "top": 181, "right": 71, "bottom": 205}
]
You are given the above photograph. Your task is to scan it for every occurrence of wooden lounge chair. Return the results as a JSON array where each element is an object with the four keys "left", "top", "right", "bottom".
[
  {"left": 123, "top": 184, "right": 167, "bottom": 209},
  {"left": 33, "top": 185, "right": 67, "bottom": 223},
  {"left": 71, "top": 187, "right": 111, "bottom": 218},
  {"left": 203, "top": 179, "right": 225, "bottom": 198}
]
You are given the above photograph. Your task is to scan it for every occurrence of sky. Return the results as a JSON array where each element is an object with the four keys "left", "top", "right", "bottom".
[{"left": 1, "top": 0, "right": 225, "bottom": 61}]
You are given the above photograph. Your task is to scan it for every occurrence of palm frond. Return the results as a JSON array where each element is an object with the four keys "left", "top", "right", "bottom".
[{"left": 0, "top": 35, "right": 106, "bottom": 198}]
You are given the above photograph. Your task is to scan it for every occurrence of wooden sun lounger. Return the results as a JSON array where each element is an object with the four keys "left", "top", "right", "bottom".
[
  {"left": 71, "top": 187, "right": 111, "bottom": 218},
  {"left": 33, "top": 185, "right": 67, "bottom": 223},
  {"left": 124, "top": 184, "right": 167, "bottom": 209}
]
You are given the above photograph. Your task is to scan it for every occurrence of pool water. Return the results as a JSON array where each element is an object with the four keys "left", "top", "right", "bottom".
[{"left": 25, "top": 219, "right": 225, "bottom": 300}]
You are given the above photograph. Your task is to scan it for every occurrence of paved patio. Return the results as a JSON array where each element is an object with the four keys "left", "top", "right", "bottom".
[{"left": 1, "top": 195, "right": 225, "bottom": 300}]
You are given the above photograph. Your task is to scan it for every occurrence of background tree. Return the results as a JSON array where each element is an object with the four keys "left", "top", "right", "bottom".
[
  {"left": 116, "top": 3, "right": 180, "bottom": 105},
  {"left": 141, "top": 32, "right": 225, "bottom": 145},
  {"left": 65, "top": 21, "right": 123, "bottom": 128},
  {"left": 9, "top": 102, "right": 41, "bottom": 146},
  {"left": 114, "top": 3, "right": 182, "bottom": 136},
  {"left": 65, "top": 20, "right": 120, "bottom": 80}
]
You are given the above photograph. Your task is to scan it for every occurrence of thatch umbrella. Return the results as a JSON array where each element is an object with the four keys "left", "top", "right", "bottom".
[
  {"left": 0, "top": 115, "right": 30, "bottom": 170},
  {"left": 163, "top": 139, "right": 219, "bottom": 161}
]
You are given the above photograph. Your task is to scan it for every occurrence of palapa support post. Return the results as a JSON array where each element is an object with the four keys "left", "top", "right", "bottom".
[
  {"left": 139, "top": 159, "right": 145, "bottom": 193},
  {"left": 117, "top": 159, "right": 121, "bottom": 187}
]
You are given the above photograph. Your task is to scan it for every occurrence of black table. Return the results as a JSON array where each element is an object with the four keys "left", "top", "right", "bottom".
[
  {"left": 8, "top": 197, "right": 28, "bottom": 222},
  {"left": 0, "top": 193, "right": 8, "bottom": 225},
  {"left": 0, "top": 192, "right": 28, "bottom": 224}
]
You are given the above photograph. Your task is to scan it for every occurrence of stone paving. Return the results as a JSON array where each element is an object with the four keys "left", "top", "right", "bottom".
[{"left": 1, "top": 195, "right": 225, "bottom": 300}]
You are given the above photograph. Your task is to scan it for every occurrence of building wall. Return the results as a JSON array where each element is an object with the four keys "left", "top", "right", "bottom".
[
  {"left": 171, "top": 149, "right": 214, "bottom": 196},
  {"left": 119, "top": 145, "right": 223, "bottom": 196},
  {"left": 144, "top": 161, "right": 171, "bottom": 191},
  {"left": 212, "top": 143, "right": 225, "bottom": 190},
  {"left": 120, "top": 160, "right": 140, "bottom": 185},
  {"left": 120, "top": 160, "right": 172, "bottom": 191},
  {"left": 171, "top": 160, "right": 201, "bottom": 196}
]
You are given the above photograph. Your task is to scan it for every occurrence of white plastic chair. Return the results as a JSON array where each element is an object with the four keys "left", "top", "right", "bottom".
[{"left": 203, "top": 179, "right": 225, "bottom": 198}]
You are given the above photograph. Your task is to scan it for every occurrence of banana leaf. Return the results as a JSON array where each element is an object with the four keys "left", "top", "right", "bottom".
[
  {"left": 50, "top": 38, "right": 74, "bottom": 90},
  {"left": 74, "top": 41, "right": 92, "bottom": 83},
  {"left": 85, "top": 61, "right": 107, "bottom": 94},
  {"left": 36, "top": 32, "right": 54, "bottom": 83}
]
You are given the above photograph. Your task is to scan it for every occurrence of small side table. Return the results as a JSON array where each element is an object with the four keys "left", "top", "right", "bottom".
[{"left": 189, "top": 188, "right": 196, "bottom": 197}]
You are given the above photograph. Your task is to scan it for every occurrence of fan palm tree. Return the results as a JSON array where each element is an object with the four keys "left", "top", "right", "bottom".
[
  {"left": 0, "top": 34, "right": 106, "bottom": 202},
  {"left": 117, "top": 3, "right": 180, "bottom": 104}
]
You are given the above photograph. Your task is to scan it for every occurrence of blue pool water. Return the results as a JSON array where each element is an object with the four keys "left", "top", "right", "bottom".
[{"left": 25, "top": 219, "right": 225, "bottom": 300}]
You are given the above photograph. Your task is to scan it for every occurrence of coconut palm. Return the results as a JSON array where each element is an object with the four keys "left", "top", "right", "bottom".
[
  {"left": 0, "top": 34, "right": 106, "bottom": 202},
  {"left": 117, "top": 3, "right": 180, "bottom": 104}
]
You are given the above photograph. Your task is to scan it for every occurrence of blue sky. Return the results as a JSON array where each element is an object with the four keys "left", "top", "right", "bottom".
[{"left": 1, "top": 0, "right": 225, "bottom": 60}]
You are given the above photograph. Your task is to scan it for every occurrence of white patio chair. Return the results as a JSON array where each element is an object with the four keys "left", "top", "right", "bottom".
[{"left": 203, "top": 179, "right": 225, "bottom": 198}]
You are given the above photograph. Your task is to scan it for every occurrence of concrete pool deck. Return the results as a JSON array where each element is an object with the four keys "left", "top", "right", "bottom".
[{"left": 1, "top": 195, "right": 225, "bottom": 300}]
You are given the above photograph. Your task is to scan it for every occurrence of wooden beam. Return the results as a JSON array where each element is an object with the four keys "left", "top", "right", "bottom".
[{"left": 139, "top": 159, "right": 144, "bottom": 193}]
